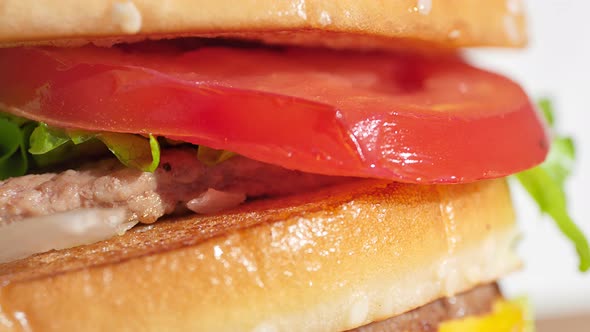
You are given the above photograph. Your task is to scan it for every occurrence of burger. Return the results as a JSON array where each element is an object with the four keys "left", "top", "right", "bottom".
[{"left": 0, "top": 0, "right": 583, "bottom": 331}]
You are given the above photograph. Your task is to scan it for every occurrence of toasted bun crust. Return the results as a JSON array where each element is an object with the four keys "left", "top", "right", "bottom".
[
  {"left": 0, "top": 0, "right": 526, "bottom": 49},
  {"left": 0, "top": 179, "right": 519, "bottom": 331}
]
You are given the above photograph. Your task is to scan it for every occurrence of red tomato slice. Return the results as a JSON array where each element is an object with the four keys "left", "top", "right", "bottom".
[{"left": 0, "top": 45, "right": 548, "bottom": 183}]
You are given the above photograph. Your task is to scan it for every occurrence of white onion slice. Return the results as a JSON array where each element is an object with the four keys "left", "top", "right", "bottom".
[
  {"left": 0, "top": 208, "right": 137, "bottom": 263},
  {"left": 187, "top": 189, "right": 246, "bottom": 214}
]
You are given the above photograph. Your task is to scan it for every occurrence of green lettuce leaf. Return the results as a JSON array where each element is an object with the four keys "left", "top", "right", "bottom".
[
  {"left": 98, "top": 133, "right": 160, "bottom": 172},
  {"left": 28, "top": 123, "right": 71, "bottom": 155},
  {"left": 27, "top": 123, "right": 161, "bottom": 173},
  {"left": 538, "top": 98, "right": 555, "bottom": 127},
  {"left": 197, "top": 145, "right": 236, "bottom": 166},
  {"left": 0, "top": 112, "right": 30, "bottom": 127},
  {"left": 30, "top": 138, "right": 107, "bottom": 169},
  {"left": 0, "top": 118, "right": 28, "bottom": 179},
  {"left": 515, "top": 99, "right": 590, "bottom": 271},
  {"left": 0, "top": 111, "right": 161, "bottom": 178},
  {"left": 68, "top": 130, "right": 95, "bottom": 145}
]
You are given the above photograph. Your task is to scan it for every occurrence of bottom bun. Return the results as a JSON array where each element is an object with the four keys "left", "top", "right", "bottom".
[{"left": 0, "top": 179, "right": 520, "bottom": 331}]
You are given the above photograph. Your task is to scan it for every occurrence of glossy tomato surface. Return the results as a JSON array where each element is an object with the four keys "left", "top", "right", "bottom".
[{"left": 0, "top": 44, "right": 548, "bottom": 183}]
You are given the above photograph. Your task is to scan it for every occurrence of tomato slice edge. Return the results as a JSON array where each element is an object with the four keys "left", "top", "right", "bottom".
[{"left": 0, "top": 46, "right": 549, "bottom": 183}]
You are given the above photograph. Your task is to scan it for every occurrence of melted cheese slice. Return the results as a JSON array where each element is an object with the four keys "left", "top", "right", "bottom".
[{"left": 440, "top": 298, "right": 533, "bottom": 332}]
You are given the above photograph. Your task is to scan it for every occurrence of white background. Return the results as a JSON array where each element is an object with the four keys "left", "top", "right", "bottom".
[{"left": 469, "top": 1, "right": 590, "bottom": 318}]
